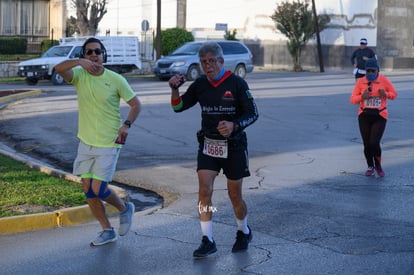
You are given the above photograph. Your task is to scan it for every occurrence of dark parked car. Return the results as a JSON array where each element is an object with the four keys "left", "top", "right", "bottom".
[{"left": 153, "top": 40, "right": 254, "bottom": 80}]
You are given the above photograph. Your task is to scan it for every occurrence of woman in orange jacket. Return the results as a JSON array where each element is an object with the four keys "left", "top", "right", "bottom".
[{"left": 350, "top": 58, "right": 398, "bottom": 177}]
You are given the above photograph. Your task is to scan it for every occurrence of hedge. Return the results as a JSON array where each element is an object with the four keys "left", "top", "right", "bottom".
[
  {"left": 40, "top": 39, "right": 59, "bottom": 54},
  {"left": 0, "top": 37, "right": 27, "bottom": 54}
]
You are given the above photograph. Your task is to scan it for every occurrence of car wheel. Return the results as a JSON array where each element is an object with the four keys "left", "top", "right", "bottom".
[
  {"left": 51, "top": 71, "right": 64, "bottom": 85},
  {"left": 187, "top": 65, "right": 201, "bottom": 81},
  {"left": 234, "top": 64, "right": 247, "bottom": 78},
  {"left": 25, "top": 77, "right": 38, "bottom": 85}
]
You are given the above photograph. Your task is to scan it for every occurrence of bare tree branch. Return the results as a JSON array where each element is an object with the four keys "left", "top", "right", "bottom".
[{"left": 70, "top": 0, "right": 107, "bottom": 36}]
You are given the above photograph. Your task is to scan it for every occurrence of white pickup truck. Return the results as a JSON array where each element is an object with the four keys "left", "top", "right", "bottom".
[{"left": 17, "top": 36, "right": 141, "bottom": 85}]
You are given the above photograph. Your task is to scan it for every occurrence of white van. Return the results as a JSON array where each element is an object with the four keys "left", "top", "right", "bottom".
[{"left": 17, "top": 36, "right": 141, "bottom": 85}]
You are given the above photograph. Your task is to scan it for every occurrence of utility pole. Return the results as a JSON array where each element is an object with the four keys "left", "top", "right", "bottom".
[
  {"left": 156, "top": 0, "right": 161, "bottom": 60},
  {"left": 311, "top": 0, "right": 324, "bottom": 72}
]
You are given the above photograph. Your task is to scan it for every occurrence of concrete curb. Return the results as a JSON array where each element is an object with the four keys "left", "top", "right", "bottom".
[
  {"left": 0, "top": 200, "right": 162, "bottom": 235},
  {"left": 0, "top": 204, "right": 117, "bottom": 235},
  {"left": 0, "top": 89, "right": 42, "bottom": 104}
]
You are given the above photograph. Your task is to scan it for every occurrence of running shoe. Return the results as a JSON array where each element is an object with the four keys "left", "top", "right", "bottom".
[
  {"left": 365, "top": 167, "right": 375, "bottom": 176},
  {"left": 119, "top": 202, "right": 135, "bottom": 236},
  {"left": 232, "top": 225, "right": 253, "bottom": 253},
  {"left": 90, "top": 228, "right": 117, "bottom": 246},
  {"left": 375, "top": 166, "right": 385, "bottom": 177},
  {"left": 193, "top": 236, "right": 217, "bottom": 257}
]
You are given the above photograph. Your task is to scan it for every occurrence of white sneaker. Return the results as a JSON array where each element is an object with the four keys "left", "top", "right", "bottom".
[
  {"left": 119, "top": 202, "right": 135, "bottom": 236},
  {"left": 90, "top": 229, "right": 117, "bottom": 246}
]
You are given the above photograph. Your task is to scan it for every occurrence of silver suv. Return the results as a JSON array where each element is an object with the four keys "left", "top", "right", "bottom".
[{"left": 153, "top": 40, "right": 254, "bottom": 80}]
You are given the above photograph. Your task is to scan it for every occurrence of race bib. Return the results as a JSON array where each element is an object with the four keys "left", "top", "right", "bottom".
[
  {"left": 364, "top": 96, "right": 382, "bottom": 108},
  {"left": 203, "top": 137, "right": 228, "bottom": 159}
]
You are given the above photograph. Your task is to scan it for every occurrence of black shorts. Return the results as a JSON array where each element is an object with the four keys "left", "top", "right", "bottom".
[{"left": 197, "top": 148, "right": 250, "bottom": 180}]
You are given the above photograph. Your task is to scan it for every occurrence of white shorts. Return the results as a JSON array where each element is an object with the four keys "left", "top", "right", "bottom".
[{"left": 73, "top": 141, "right": 121, "bottom": 182}]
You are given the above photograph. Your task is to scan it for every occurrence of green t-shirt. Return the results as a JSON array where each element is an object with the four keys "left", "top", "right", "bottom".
[{"left": 71, "top": 68, "right": 136, "bottom": 147}]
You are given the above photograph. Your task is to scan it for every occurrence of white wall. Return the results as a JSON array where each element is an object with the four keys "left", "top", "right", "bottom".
[
  {"left": 96, "top": 0, "right": 176, "bottom": 36},
  {"left": 318, "top": 0, "right": 377, "bottom": 46},
  {"left": 91, "top": 0, "right": 378, "bottom": 47}
]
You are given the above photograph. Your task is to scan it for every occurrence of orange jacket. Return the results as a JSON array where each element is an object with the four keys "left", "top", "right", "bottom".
[{"left": 350, "top": 74, "right": 397, "bottom": 120}]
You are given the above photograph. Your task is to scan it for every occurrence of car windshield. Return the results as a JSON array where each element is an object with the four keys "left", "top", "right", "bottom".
[
  {"left": 42, "top": 46, "right": 72, "bottom": 57},
  {"left": 171, "top": 43, "right": 201, "bottom": 56}
]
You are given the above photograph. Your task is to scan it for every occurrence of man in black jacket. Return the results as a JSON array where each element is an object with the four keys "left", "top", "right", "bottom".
[
  {"left": 169, "top": 42, "right": 258, "bottom": 258},
  {"left": 351, "top": 38, "right": 377, "bottom": 79}
]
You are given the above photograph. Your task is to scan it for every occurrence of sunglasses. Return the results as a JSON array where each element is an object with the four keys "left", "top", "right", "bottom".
[
  {"left": 366, "top": 69, "right": 377, "bottom": 73},
  {"left": 85, "top": 48, "right": 103, "bottom": 56}
]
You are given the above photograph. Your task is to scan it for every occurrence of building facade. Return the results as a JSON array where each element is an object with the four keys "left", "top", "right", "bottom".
[
  {"left": 0, "top": 0, "right": 65, "bottom": 52},
  {"left": 1, "top": 0, "right": 413, "bottom": 70}
]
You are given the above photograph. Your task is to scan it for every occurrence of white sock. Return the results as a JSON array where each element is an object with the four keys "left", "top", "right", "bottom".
[
  {"left": 236, "top": 216, "right": 249, "bottom": 234},
  {"left": 200, "top": 221, "right": 213, "bottom": 242}
]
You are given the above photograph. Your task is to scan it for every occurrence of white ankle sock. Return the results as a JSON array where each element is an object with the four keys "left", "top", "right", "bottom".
[
  {"left": 236, "top": 217, "right": 249, "bottom": 234},
  {"left": 200, "top": 221, "right": 213, "bottom": 242}
]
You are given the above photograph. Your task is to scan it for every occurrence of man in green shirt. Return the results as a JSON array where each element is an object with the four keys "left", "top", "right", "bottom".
[{"left": 55, "top": 37, "right": 141, "bottom": 246}]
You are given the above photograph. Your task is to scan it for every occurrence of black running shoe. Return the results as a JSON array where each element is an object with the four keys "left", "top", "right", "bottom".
[
  {"left": 232, "top": 225, "right": 253, "bottom": 253},
  {"left": 193, "top": 236, "right": 217, "bottom": 257}
]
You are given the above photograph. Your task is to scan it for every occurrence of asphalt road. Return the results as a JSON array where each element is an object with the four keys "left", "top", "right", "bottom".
[{"left": 1, "top": 71, "right": 414, "bottom": 274}]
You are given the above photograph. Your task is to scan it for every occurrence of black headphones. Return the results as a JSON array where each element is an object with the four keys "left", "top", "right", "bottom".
[{"left": 80, "top": 37, "right": 107, "bottom": 63}]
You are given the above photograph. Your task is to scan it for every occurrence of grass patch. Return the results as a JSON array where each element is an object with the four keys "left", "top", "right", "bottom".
[
  {"left": 0, "top": 77, "right": 25, "bottom": 83},
  {"left": 0, "top": 154, "right": 86, "bottom": 218}
]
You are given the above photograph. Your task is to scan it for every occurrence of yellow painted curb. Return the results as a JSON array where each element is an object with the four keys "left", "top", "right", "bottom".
[
  {"left": 0, "top": 212, "right": 57, "bottom": 234},
  {"left": 0, "top": 89, "right": 42, "bottom": 104},
  {"left": 0, "top": 203, "right": 119, "bottom": 235}
]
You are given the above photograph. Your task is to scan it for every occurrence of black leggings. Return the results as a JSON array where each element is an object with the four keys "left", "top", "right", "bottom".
[{"left": 358, "top": 114, "right": 386, "bottom": 167}]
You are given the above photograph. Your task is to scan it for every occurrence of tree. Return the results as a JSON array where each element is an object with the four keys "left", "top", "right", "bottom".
[
  {"left": 224, "top": 29, "right": 238, "bottom": 41},
  {"left": 270, "top": 0, "right": 330, "bottom": 72},
  {"left": 69, "top": 0, "right": 108, "bottom": 36},
  {"left": 66, "top": 17, "right": 79, "bottom": 37},
  {"left": 156, "top": 28, "right": 194, "bottom": 56}
]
